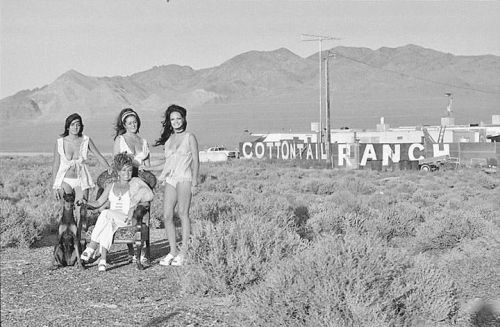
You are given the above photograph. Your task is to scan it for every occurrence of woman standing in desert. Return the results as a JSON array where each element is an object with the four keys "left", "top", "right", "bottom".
[
  {"left": 149, "top": 104, "right": 200, "bottom": 266},
  {"left": 113, "top": 108, "right": 150, "bottom": 170},
  {"left": 52, "top": 113, "right": 111, "bottom": 225}
]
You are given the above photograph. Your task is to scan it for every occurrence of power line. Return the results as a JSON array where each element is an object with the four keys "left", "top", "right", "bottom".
[{"left": 334, "top": 53, "right": 500, "bottom": 95}]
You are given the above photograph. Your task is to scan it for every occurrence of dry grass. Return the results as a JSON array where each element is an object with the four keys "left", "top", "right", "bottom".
[{"left": 1, "top": 155, "right": 499, "bottom": 325}]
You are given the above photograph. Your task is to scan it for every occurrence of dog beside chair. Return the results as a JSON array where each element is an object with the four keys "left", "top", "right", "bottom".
[{"left": 53, "top": 193, "right": 85, "bottom": 269}]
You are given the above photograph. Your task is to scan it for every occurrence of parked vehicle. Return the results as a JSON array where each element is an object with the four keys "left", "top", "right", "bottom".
[
  {"left": 207, "top": 146, "right": 240, "bottom": 159},
  {"left": 418, "top": 155, "right": 461, "bottom": 172}
]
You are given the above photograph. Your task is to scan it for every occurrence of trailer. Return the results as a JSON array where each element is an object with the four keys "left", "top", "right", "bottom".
[{"left": 418, "top": 155, "right": 461, "bottom": 171}]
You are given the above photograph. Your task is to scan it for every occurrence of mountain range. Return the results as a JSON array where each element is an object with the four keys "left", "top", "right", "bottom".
[
  {"left": 1, "top": 44, "right": 500, "bottom": 151},
  {"left": 2, "top": 44, "right": 499, "bottom": 121}
]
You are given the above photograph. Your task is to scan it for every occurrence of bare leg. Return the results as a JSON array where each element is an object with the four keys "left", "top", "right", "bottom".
[
  {"left": 176, "top": 181, "right": 192, "bottom": 256},
  {"left": 163, "top": 183, "right": 178, "bottom": 256},
  {"left": 100, "top": 247, "right": 108, "bottom": 263}
]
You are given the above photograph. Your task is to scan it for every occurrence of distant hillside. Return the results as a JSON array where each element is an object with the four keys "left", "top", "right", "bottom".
[{"left": 2, "top": 44, "right": 499, "bottom": 124}]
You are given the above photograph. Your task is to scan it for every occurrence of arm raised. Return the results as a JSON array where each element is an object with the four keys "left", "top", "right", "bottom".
[{"left": 88, "top": 137, "right": 111, "bottom": 172}]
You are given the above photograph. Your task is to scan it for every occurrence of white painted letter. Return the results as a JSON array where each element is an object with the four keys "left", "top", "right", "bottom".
[
  {"left": 242, "top": 142, "right": 253, "bottom": 159},
  {"left": 338, "top": 144, "right": 351, "bottom": 167},
  {"left": 409, "top": 143, "right": 424, "bottom": 161},
  {"left": 433, "top": 144, "right": 450, "bottom": 157},
  {"left": 255, "top": 142, "right": 265, "bottom": 159},
  {"left": 360, "top": 144, "right": 377, "bottom": 166},
  {"left": 320, "top": 143, "right": 327, "bottom": 160},
  {"left": 281, "top": 141, "right": 289, "bottom": 160},
  {"left": 289, "top": 142, "right": 296, "bottom": 159},
  {"left": 297, "top": 144, "right": 304, "bottom": 159},
  {"left": 266, "top": 143, "right": 274, "bottom": 159},
  {"left": 382, "top": 144, "right": 400, "bottom": 166},
  {"left": 306, "top": 143, "right": 314, "bottom": 160}
]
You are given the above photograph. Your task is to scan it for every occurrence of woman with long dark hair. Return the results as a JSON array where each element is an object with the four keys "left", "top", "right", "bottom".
[
  {"left": 52, "top": 113, "right": 111, "bottom": 225},
  {"left": 150, "top": 104, "right": 200, "bottom": 266},
  {"left": 113, "top": 108, "right": 150, "bottom": 169}
]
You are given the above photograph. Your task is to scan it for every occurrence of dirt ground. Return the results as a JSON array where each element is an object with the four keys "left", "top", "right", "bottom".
[{"left": 0, "top": 229, "right": 242, "bottom": 327}]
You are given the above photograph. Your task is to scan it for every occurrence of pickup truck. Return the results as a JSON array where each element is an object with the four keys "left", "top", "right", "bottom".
[{"left": 206, "top": 146, "right": 240, "bottom": 159}]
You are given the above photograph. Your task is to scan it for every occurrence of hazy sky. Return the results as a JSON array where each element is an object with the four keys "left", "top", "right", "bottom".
[{"left": 1, "top": 0, "right": 499, "bottom": 98}]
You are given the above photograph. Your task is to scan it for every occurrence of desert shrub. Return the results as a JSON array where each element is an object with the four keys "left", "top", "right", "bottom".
[
  {"left": 306, "top": 201, "right": 347, "bottom": 238},
  {"left": 413, "top": 208, "right": 488, "bottom": 253},
  {"left": 234, "top": 191, "right": 293, "bottom": 219},
  {"left": 337, "top": 174, "right": 376, "bottom": 195},
  {"left": 0, "top": 200, "right": 46, "bottom": 248},
  {"left": 242, "top": 233, "right": 458, "bottom": 326},
  {"left": 401, "top": 256, "right": 459, "bottom": 324},
  {"left": 202, "top": 174, "right": 237, "bottom": 194},
  {"left": 366, "top": 202, "right": 424, "bottom": 243},
  {"left": 233, "top": 191, "right": 315, "bottom": 239},
  {"left": 0, "top": 157, "right": 62, "bottom": 248},
  {"left": 437, "top": 223, "right": 500, "bottom": 301},
  {"left": 379, "top": 178, "right": 419, "bottom": 203},
  {"left": 410, "top": 188, "right": 437, "bottom": 209},
  {"left": 146, "top": 190, "right": 165, "bottom": 228},
  {"left": 300, "top": 179, "right": 322, "bottom": 194},
  {"left": 306, "top": 192, "right": 377, "bottom": 240},
  {"left": 190, "top": 191, "right": 241, "bottom": 223},
  {"left": 472, "top": 171, "right": 497, "bottom": 190},
  {"left": 182, "top": 212, "right": 305, "bottom": 295}
]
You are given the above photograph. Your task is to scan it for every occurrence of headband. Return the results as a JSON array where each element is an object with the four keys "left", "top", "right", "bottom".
[{"left": 121, "top": 111, "right": 137, "bottom": 123}]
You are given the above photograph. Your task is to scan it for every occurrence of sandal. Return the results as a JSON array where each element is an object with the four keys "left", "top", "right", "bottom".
[
  {"left": 171, "top": 254, "right": 185, "bottom": 266},
  {"left": 81, "top": 247, "right": 95, "bottom": 261},
  {"left": 131, "top": 253, "right": 148, "bottom": 264},
  {"left": 159, "top": 253, "right": 175, "bottom": 266},
  {"left": 97, "top": 260, "right": 107, "bottom": 272}
]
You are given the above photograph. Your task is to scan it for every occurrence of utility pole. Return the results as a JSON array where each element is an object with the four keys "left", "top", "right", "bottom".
[
  {"left": 324, "top": 52, "right": 335, "bottom": 167},
  {"left": 301, "top": 34, "right": 340, "bottom": 145},
  {"left": 445, "top": 92, "right": 453, "bottom": 117}
]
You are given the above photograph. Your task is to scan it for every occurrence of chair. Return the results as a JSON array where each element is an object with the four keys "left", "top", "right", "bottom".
[{"left": 83, "top": 170, "right": 156, "bottom": 270}]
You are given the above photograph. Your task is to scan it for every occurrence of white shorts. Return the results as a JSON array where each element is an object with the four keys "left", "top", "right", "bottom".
[
  {"left": 165, "top": 177, "right": 191, "bottom": 188},
  {"left": 62, "top": 177, "right": 81, "bottom": 189}
]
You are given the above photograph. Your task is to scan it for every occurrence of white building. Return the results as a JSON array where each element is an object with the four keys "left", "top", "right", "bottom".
[{"left": 253, "top": 115, "right": 500, "bottom": 144}]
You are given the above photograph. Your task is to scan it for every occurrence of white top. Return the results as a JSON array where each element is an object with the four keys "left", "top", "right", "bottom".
[
  {"left": 118, "top": 135, "right": 150, "bottom": 165},
  {"left": 159, "top": 132, "right": 193, "bottom": 181},
  {"left": 109, "top": 183, "right": 131, "bottom": 215},
  {"left": 53, "top": 135, "right": 94, "bottom": 190}
]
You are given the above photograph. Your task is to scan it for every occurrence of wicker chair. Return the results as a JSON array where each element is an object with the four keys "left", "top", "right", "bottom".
[{"left": 84, "top": 170, "right": 156, "bottom": 270}]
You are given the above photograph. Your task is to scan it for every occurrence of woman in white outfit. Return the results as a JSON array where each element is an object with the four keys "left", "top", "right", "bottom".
[
  {"left": 80, "top": 153, "right": 153, "bottom": 271},
  {"left": 52, "top": 113, "right": 111, "bottom": 226},
  {"left": 113, "top": 108, "right": 150, "bottom": 169}
]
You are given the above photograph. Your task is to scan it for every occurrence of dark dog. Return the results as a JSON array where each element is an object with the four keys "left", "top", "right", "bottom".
[{"left": 53, "top": 193, "right": 84, "bottom": 269}]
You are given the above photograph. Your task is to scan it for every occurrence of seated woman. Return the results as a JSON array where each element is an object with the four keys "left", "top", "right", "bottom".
[{"left": 80, "top": 153, "right": 154, "bottom": 272}]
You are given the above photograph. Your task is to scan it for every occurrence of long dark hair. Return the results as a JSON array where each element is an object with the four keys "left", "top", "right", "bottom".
[
  {"left": 154, "top": 104, "right": 187, "bottom": 146},
  {"left": 114, "top": 108, "right": 141, "bottom": 140},
  {"left": 60, "top": 113, "right": 84, "bottom": 137}
]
